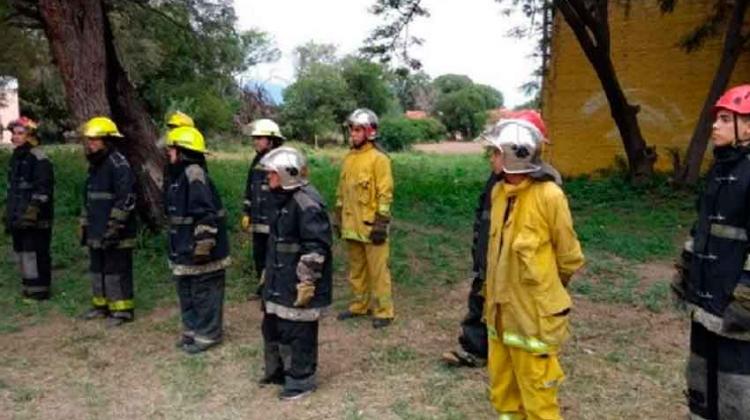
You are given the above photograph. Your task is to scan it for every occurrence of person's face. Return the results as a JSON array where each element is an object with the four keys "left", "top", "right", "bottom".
[
  {"left": 11, "top": 127, "right": 29, "bottom": 147},
  {"left": 488, "top": 148, "right": 504, "bottom": 175},
  {"left": 267, "top": 171, "right": 282, "bottom": 189},
  {"left": 253, "top": 136, "right": 271, "bottom": 153},
  {"left": 167, "top": 147, "right": 179, "bottom": 164},
  {"left": 712, "top": 109, "right": 750, "bottom": 147},
  {"left": 85, "top": 137, "right": 105, "bottom": 154},
  {"left": 349, "top": 125, "right": 367, "bottom": 147}
]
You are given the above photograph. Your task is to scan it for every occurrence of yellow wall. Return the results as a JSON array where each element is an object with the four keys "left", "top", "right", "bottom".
[{"left": 542, "top": 2, "right": 750, "bottom": 176}]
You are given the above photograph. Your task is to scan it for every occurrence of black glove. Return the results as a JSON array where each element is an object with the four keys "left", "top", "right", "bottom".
[
  {"left": 101, "top": 219, "right": 122, "bottom": 248},
  {"left": 16, "top": 205, "right": 39, "bottom": 229},
  {"left": 723, "top": 301, "right": 750, "bottom": 333},
  {"left": 369, "top": 213, "right": 390, "bottom": 245},
  {"left": 193, "top": 238, "right": 215, "bottom": 264},
  {"left": 723, "top": 284, "right": 750, "bottom": 332}
]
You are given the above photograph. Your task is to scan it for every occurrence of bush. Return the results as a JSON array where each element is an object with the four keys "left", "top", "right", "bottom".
[
  {"left": 378, "top": 117, "right": 421, "bottom": 151},
  {"left": 410, "top": 117, "right": 447, "bottom": 142}
]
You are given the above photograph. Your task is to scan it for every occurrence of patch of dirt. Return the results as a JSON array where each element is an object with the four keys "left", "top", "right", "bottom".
[
  {"left": 413, "top": 141, "right": 483, "bottom": 155},
  {"left": 0, "top": 276, "right": 690, "bottom": 419},
  {"left": 635, "top": 260, "right": 676, "bottom": 290}
]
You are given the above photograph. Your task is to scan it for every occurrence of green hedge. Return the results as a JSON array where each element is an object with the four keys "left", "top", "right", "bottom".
[{"left": 378, "top": 116, "right": 446, "bottom": 151}]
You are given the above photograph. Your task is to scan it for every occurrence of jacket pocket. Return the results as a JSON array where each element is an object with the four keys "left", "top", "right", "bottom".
[
  {"left": 535, "top": 286, "right": 572, "bottom": 347},
  {"left": 357, "top": 173, "right": 373, "bottom": 205},
  {"left": 513, "top": 228, "right": 542, "bottom": 286}
]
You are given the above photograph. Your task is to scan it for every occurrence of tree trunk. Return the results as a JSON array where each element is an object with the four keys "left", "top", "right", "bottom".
[
  {"left": 555, "top": 0, "right": 656, "bottom": 180},
  {"left": 591, "top": 51, "right": 656, "bottom": 179},
  {"left": 674, "top": 0, "right": 749, "bottom": 186},
  {"left": 37, "top": 0, "right": 164, "bottom": 227}
]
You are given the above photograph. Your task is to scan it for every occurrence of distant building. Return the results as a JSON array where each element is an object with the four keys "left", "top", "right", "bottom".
[
  {"left": 0, "top": 77, "right": 20, "bottom": 144},
  {"left": 542, "top": 1, "right": 750, "bottom": 175}
]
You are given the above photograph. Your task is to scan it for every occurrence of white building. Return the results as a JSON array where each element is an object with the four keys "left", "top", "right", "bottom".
[{"left": 1, "top": 77, "right": 20, "bottom": 144}]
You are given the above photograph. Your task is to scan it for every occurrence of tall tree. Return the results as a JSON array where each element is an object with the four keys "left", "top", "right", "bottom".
[
  {"left": 663, "top": 0, "right": 750, "bottom": 185},
  {"left": 3, "top": 0, "right": 275, "bottom": 224},
  {"left": 368, "top": 0, "right": 657, "bottom": 178},
  {"left": 360, "top": 0, "right": 429, "bottom": 70}
]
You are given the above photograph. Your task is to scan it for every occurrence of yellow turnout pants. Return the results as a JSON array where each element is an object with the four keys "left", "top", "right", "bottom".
[
  {"left": 345, "top": 239, "right": 394, "bottom": 319},
  {"left": 488, "top": 316, "right": 565, "bottom": 420}
]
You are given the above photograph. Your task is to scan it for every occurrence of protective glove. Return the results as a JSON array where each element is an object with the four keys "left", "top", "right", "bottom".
[
  {"left": 332, "top": 207, "right": 342, "bottom": 238},
  {"left": 294, "top": 280, "right": 316, "bottom": 307},
  {"left": 723, "top": 284, "right": 750, "bottom": 333},
  {"left": 241, "top": 215, "right": 252, "bottom": 232},
  {"left": 17, "top": 205, "right": 39, "bottom": 228},
  {"left": 193, "top": 238, "right": 215, "bottom": 264},
  {"left": 369, "top": 213, "right": 390, "bottom": 245},
  {"left": 101, "top": 219, "right": 122, "bottom": 248},
  {"left": 559, "top": 272, "right": 572, "bottom": 288}
]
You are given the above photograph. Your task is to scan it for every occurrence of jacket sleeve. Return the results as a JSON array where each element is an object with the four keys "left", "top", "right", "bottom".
[
  {"left": 470, "top": 174, "right": 496, "bottom": 278},
  {"left": 30, "top": 154, "right": 53, "bottom": 208},
  {"left": 297, "top": 202, "right": 333, "bottom": 282},
  {"left": 335, "top": 163, "right": 344, "bottom": 208},
  {"left": 109, "top": 159, "right": 136, "bottom": 224},
  {"left": 373, "top": 154, "right": 394, "bottom": 217},
  {"left": 186, "top": 165, "right": 219, "bottom": 238},
  {"left": 243, "top": 167, "right": 253, "bottom": 216},
  {"left": 547, "top": 186, "right": 585, "bottom": 277}
]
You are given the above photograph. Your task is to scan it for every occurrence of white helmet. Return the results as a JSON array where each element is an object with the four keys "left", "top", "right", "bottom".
[
  {"left": 346, "top": 108, "right": 379, "bottom": 140},
  {"left": 481, "top": 119, "right": 544, "bottom": 174},
  {"left": 249, "top": 119, "right": 285, "bottom": 144},
  {"left": 260, "top": 146, "right": 308, "bottom": 190}
]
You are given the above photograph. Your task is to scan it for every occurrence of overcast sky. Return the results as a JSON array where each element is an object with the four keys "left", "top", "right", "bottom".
[{"left": 235, "top": 0, "right": 539, "bottom": 108}]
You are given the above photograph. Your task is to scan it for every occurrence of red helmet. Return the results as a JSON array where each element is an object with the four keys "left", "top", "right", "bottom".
[
  {"left": 6, "top": 116, "right": 38, "bottom": 132},
  {"left": 506, "top": 109, "right": 547, "bottom": 139},
  {"left": 714, "top": 84, "right": 750, "bottom": 116}
]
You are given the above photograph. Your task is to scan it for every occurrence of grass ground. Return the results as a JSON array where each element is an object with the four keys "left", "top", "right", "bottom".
[{"left": 0, "top": 143, "right": 695, "bottom": 419}]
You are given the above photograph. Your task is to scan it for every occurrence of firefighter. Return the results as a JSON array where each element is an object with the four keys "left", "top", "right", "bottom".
[
  {"left": 335, "top": 108, "right": 395, "bottom": 329},
  {"left": 258, "top": 146, "right": 333, "bottom": 401},
  {"left": 241, "top": 119, "right": 285, "bottom": 299},
  {"left": 166, "top": 111, "right": 195, "bottom": 129},
  {"left": 442, "top": 110, "right": 559, "bottom": 368},
  {"left": 673, "top": 84, "right": 750, "bottom": 419},
  {"left": 164, "top": 126, "right": 230, "bottom": 354},
  {"left": 4, "top": 116, "right": 54, "bottom": 301},
  {"left": 79, "top": 116, "right": 138, "bottom": 327},
  {"left": 482, "top": 117, "right": 584, "bottom": 419}
]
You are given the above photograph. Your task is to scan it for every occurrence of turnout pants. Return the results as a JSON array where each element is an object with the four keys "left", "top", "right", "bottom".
[
  {"left": 459, "top": 275, "right": 488, "bottom": 358},
  {"left": 687, "top": 321, "right": 750, "bottom": 420},
  {"left": 262, "top": 312, "right": 318, "bottom": 392},
  {"left": 345, "top": 239, "right": 394, "bottom": 319},
  {"left": 488, "top": 316, "right": 565, "bottom": 420},
  {"left": 175, "top": 270, "right": 225, "bottom": 346},
  {"left": 252, "top": 232, "right": 269, "bottom": 295},
  {"left": 89, "top": 248, "right": 134, "bottom": 319},
  {"left": 12, "top": 229, "right": 52, "bottom": 300}
]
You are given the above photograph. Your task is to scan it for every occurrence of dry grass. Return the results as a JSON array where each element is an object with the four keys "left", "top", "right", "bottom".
[{"left": 0, "top": 261, "right": 688, "bottom": 420}]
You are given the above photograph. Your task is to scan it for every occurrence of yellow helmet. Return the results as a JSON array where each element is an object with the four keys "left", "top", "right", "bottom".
[
  {"left": 166, "top": 126, "right": 207, "bottom": 154},
  {"left": 166, "top": 111, "right": 195, "bottom": 128},
  {"left": 249, "top": 118, "right": 285, "bottom": 140},
  {"left": 81, "top": 116, "right": 124, "bottom": 138}
]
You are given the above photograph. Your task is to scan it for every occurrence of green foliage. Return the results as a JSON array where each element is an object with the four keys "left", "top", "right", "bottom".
[
  {"left": 433, "top": 74, "right": 473, "bottom": 95},
  {"left": 473, "top": 84, "right": 504, "bottom": 109},
  {"left": 378, "top": 117, "right": 422, "bottom": 151},
  {"left": 391, "top": 69, "right": 436, "bottom": 112},
  {"left": 341, "top": 57, "right": 396, "bottom": 117},
  {"left": 378, "top": 116, "right": 446, "bottom": 151},
  {"left": 281, "top": 64, "right": 355, "bottom": 142},
  {"left": 1, "top": 0, "right": 279, "bottom": 135},
  {"left": 434, "top": 87, "right": 489, "bottom": 138}
]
